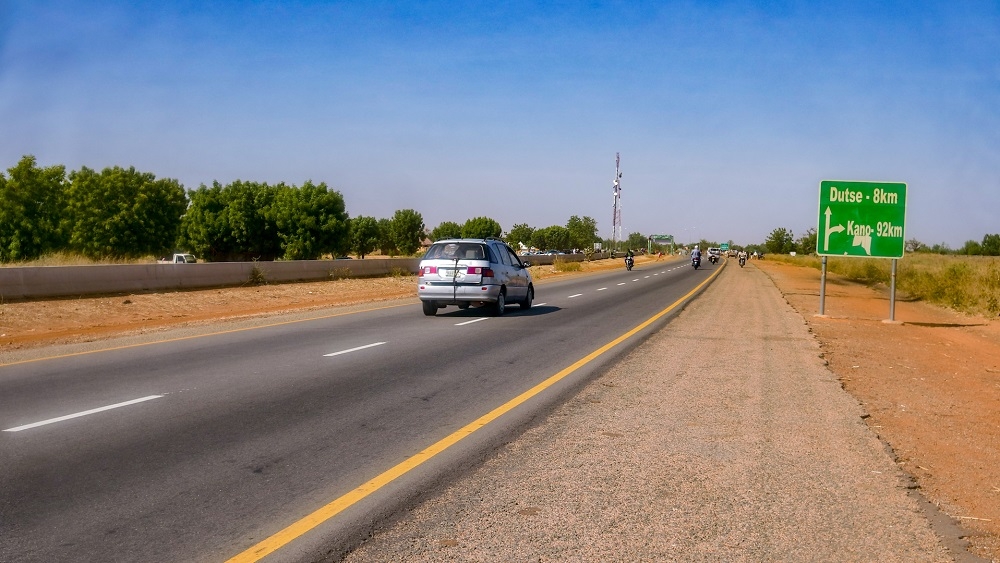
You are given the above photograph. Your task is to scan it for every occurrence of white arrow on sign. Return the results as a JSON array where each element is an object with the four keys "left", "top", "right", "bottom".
[{"left": 823, "top": 207, "right": 845, "bottom": 252}]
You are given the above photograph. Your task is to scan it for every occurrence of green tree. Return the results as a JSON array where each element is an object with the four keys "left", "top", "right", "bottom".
[
  {"left": 981, "top": 234, "right": 1000, "bottom": 256},
  {"left": 178, "top": 182, "right": 233, "bottom": 260},
  {"left": 959, "top": 240, "right": 983, "bottom": 256},
  {"left": 534, "top": 225, "right": 570, "bottom": 251},
  {"left": 225, "top": 180, "right": 282, "bottom": 260},
  {"left": 0, "top": 155, "right": 67, "bottom": 262},
  {"left": 269, "top": 181, "right": 349, "bottom": 260},
  {"left": 350, "top": 215, "right": 380, "bottom": 259},
  {"left": 626, "top": 232, "right": 648, "bottom": 251},
  {"left": 928, "top": 242, "right": 952, "bottom": 254},
  {"left": 531, "top": 228, "right": 549, "bottom": 251},
  {"left": 566, "top": 215, "right": 599, "bottom": 250},
  {"left": 506, "top": 223, "right": 535, "bottom": 249},
  {"left": 390, "top": 209, "right": 425, "bottom": 255},
  {"left": 179, "top": 180, "right": 282, "bottom": 261},
  {"left": 376, "top": 218, "right": 397, "bottom": 255},
  {"left": 461, "top": 216, "right": 502, "bottom": 239},
  {"left": 796, "top": 228, "right": 817, "bottom": 255},
  {"left": 180, "top": 180, "right": 290, "bottom": 261},
  {"left": 906, "top": 238, "right": 927, "bottom": 253},
  {"left": 66, "top": 165, "right": 187, "bottom": 259},
  {"left": 764, "top": 227, "right": 794, "bottom": 255},
  {"left": 430, "top": 221, "right": 462, "bottom": 241}
]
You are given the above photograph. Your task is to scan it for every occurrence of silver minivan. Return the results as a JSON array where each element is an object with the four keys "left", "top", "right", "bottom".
[{"left": 417, "top": 238, "right": 534, "bottom": 316}]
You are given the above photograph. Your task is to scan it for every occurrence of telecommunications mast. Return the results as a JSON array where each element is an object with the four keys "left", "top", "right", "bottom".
[{"left": 612, "top": 153, "right": 623, "bottom": 250}]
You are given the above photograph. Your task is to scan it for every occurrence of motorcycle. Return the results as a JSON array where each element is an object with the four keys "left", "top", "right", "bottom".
[
  {"left": 691, "top": 255, "right": 700, "bottom": 270},
  {"left": 625, "top": 255, "right": 634, "bottom": 271},
  {"left": 739, "top": 255, "right": 747, "bottom": 268},
  {"left": 709, "top": 254, "right": 718, "bottom": 265}
]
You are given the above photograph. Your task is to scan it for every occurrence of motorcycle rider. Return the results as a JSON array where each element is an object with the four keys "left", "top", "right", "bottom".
[
  {"left": 691, "top": 246, "right": 702, "bottom": 267},
  {"left": 625, "top": 248, "right": 635, "bottom": 270}
]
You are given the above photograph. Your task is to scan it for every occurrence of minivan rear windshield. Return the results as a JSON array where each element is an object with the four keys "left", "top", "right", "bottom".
[{"left": 424, "top": 243, "right": 487, "bottom": 260}]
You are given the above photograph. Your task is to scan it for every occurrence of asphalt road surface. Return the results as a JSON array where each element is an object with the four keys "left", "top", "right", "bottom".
[{"left": 1, "top": 258, "right": 712, "bottom": 562}]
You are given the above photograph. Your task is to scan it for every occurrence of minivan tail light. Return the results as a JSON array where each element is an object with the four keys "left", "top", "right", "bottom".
[
  {"left": 480, "top": 267, "right": 494, "bottom": 278},
  {"left": 423, "top": 266, "right": 437, "bottom": 275}
]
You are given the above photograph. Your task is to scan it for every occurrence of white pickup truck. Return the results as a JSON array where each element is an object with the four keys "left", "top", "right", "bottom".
[{"left": 159, "top": 253, "right": 197, "bottom": 264}]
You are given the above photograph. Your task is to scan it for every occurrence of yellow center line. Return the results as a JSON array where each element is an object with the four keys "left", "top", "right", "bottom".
[
  {"left": 0, "top": 302, "right": 413, "bottom": 369},
  {"left": 226, "top": 263, "right": 724, "bottom": 562}
]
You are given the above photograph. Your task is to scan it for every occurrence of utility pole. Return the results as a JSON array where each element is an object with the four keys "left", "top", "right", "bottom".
[{"left": 612, "top": 152, "right": 622, "bottom": 251}]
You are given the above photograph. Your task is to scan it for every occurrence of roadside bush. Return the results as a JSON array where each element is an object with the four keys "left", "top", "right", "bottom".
[
  {"left": 247, "top": 261, "right": 267, "bottom": 286},
  {"left": 329, "top": 267, "right": 352, "bottom": 281},
  {"left": 553, "top": 258, "right": 582, "bottom": 272}
]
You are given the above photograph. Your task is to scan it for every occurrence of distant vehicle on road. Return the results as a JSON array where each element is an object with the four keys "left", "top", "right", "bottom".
[
  {"left": 159, "top": 253, "right": 197, "bottom": 264},
  {"left": 707, "top": 248, "right": 721, "bottom": 265}
]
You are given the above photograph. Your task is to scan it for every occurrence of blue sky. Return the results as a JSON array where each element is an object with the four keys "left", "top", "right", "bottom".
[{"left": 2, "top": 1, "right": 997, "bottom": 248}]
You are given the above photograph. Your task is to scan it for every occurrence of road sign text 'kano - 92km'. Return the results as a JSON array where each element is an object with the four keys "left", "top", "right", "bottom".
[{"left": 817, "top": 180, "right": 907, "bottom": 258}]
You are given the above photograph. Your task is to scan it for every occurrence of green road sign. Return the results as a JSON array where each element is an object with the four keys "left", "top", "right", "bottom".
[
  {"left": 720, "top": 243, "right": 730, "bottom": 251},
  {"left": 817, "top": 180, "right": 907, "bottom": 258}
]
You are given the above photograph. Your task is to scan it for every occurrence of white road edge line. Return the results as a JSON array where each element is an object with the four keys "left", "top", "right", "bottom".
[
  {"left": 455, "top": 318, "right": 489, "bottom": 326},
  {"left": 568, "top": 294, "right": 583, "bottom": 298},
  {"left": 4, "top": 395, "right": 164, "bottom": 432},
  {"left": 324, "top": 342, "right": 387, "bottom": 357}
]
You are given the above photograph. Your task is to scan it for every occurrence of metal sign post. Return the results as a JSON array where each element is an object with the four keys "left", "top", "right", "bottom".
[
  {"left": 816, "top": 180, "right": 907, "bottom": 321},
  {"left": 819, "top": 256, "right": 828, "bottom": 316}
]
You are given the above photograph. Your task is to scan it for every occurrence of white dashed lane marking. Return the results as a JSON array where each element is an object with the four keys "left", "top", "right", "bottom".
[
  {"left": 455, "top": 318, "right": 489, "bottom": 326},
  {"left": 568, "top": 294, "right": 583, "bottom": 299},
  {"left": 4, "top": 395, "right": 164, "bottom": 432},
  {"left": 325, "top": 342, "right": 387, "bottom": 357}
]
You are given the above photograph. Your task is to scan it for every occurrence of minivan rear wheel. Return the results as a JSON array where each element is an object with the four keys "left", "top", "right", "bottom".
[
  {"left": 491, "top": 292, "right": 505, "bottom": 317},
  {"left": 422, "top": 300, "right": 437, "bottom": 316},
  {"left": 521, "top": 286, "right": 533, "bottom": 309}
]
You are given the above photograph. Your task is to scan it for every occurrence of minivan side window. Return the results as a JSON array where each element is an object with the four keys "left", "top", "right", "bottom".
[
  {"left": 485, "top": 245, "right": 500, "bottom": 264},
  {"left": 492, "top": 243, "right": 510, "bottom": 266},
  {"left": 505, "top": 246, "right": 521, "bottom": 267}
]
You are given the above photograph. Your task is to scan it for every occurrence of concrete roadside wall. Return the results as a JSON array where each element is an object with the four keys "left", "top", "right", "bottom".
[
  {"left": 0, "top": 259, "right": 419, "bottom": 300},
  {"left": 0, "top": 252, "right": 614, "bottom": 300}
]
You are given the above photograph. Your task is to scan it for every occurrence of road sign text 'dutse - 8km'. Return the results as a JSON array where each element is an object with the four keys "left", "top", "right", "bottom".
[{"left": 817, "top": 180, "right": 907, "bottom": 258}]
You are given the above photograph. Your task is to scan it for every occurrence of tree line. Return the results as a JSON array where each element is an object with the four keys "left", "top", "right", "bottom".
[
  {"left": 0, "top": 156, "right": 604, "bottom": 264},
  {"left": 761, "top": 227, "right": 1000, "bottom": 256},
  {"left": 16, "top": 153, "right": 988, "bottom": 264}
]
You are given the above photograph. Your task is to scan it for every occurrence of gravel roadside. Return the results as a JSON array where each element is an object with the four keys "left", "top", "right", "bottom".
[{"left": 341, "top": 264, "right": 952, "bottom": 562}]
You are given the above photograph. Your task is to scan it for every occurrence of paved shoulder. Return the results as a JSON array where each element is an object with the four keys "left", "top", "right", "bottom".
[{"left": 345, "top": 265, "right": 949, "bottom": 561}]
